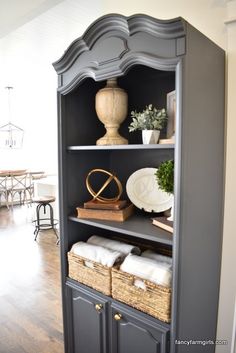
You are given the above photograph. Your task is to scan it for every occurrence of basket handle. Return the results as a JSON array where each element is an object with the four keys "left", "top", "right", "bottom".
[
  {"left": 83, "top": 259, "right": 94, "bottom": 269},
  {"left": 133, "top": 278, "right": 147, "bottom": 291}
]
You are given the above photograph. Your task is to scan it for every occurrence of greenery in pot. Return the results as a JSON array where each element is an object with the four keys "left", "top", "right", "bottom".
[
  {"left": 128, "top": 104, "right": 167, "bottom": 132},
  {"left": 155, "top": 160, "right": 174, "bottom": 194}
]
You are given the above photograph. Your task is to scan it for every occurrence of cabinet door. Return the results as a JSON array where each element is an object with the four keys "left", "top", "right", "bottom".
[
  {"left": 71, "top": 285, "right": 109, "bottom": 353},
  {"left": 111, "top": 303, "right": 170, "bottom": 353}
]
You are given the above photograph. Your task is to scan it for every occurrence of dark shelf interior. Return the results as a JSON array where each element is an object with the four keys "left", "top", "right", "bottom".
[
  {"left": 69, "top": 213, "right": 173, "bottom": 246},
  {"left": 66, "top": 148, "right": 175, "bottom": 211},
  {"left": 65, "top": 65, "right": 175, "bottom": 146}
]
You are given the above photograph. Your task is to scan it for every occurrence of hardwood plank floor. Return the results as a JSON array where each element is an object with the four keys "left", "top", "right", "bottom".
[{"left": 0, "top": 205, "right": 64, "bottom": 353}]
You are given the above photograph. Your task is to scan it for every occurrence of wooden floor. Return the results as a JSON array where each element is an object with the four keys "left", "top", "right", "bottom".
[{"left": 0, "top": 205, "right": 64, "bottom": 353}]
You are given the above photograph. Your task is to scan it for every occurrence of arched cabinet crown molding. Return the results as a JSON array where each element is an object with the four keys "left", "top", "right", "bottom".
[{"left": 53, "top": 14, "right": 186, "bottom": 94}]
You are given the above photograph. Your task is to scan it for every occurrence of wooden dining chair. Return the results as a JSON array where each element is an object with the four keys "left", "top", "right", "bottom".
[
  {"left": 8, "top": 172, "right": 28, "bottom": 207},
  {"left": 24, "top": 173, "right": 34, "bottom": 205},
  {"left": 0, "top": 174, "right": 10, "bottom": 209}
]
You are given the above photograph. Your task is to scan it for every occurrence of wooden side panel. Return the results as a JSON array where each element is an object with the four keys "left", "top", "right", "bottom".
[{"left": 172, "top": 23, "right": 225, "bottom": 353}]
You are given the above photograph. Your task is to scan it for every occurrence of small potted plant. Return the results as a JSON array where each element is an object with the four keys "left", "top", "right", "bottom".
[
  {"left": 128, "top": 104, "right": 167, "bottom": 144},
  {"left": 155, "top": 160, "right": 174, "bottom": 221}
]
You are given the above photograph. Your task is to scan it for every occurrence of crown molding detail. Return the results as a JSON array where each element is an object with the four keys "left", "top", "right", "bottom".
[{"left": 53, "top": 14, "right": 186, "bottom": 94}]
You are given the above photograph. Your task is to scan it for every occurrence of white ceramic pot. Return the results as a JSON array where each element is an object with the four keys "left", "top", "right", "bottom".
[
  {"left": 167, "top": 200, "right": 174, "bottom": 221},
  {"left": 142, "top": 130, "right": 160, "bottom": 144},
  {"left": 95, "top": 78, "right": 128, "bottom": 145}
]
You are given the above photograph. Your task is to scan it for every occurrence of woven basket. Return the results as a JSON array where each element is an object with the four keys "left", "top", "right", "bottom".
[
  {"left": 111, "top": 267, "right": 171, "bottom": 323},
  {"left": 68, "top": 252, "right": 112, "bottom": 296}
]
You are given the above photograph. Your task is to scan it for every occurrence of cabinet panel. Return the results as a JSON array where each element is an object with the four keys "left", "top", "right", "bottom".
[
  {"left": 71, "top": 286, "right": 108, "bottom": 353},
  {"left": 111, "top": 303, "right": 169, "bottom": 353}
]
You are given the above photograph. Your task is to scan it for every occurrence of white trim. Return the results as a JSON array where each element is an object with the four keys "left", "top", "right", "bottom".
[
  {"left": 225, "top": 17, "right": 236, "bottom": 25},
  {"left": 231, "top": 296, "right": 236, "bottom": 353}
]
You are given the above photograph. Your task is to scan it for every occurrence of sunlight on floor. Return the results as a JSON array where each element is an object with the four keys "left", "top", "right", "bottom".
[
  {"left": 0, "top": 205, "right": 63, "bottom": 353},
  {"left": 0, "top": 206, "right": 42, "bottom": 282}
]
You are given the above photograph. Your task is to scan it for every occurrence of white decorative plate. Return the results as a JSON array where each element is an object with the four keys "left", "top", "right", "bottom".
[{"left": 126, "top": 168, "right": 173, "bottom": 213}]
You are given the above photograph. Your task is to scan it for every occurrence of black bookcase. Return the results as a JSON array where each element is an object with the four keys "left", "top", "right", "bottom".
[{"left": 53, "top": 14, "right": 225, "bottom": 353}]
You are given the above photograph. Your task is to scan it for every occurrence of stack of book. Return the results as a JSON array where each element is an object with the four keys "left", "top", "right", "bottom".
[
  {"left": 152, "top": 216, "right": 173, "bottom": 233},
  {"left": 77, "top": 200, "right": 133, "bottom": 222}
]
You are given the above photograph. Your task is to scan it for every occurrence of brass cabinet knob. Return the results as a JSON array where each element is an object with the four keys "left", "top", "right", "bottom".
[
  {"left": 114, "top": 313, "right": 122, "bottom": 321},
  {"left": 95, "top": 303, "right": 103, "bottom": 312}
]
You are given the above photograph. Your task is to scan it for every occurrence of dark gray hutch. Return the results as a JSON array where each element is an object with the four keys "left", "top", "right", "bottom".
[{"left": 53, "top": 14, "right": 225, "bottom": 353}]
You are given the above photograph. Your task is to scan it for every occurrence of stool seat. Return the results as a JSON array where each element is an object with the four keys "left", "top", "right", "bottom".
[
  {"left": 32, "top": 195, "right": 59, "bottom": 244},
  {"left": 33, "top": 196, "right": 56, "bottom": 204}
]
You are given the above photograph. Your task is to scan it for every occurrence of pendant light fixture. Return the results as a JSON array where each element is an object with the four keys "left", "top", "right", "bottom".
[{"left": 0, "top": 86, "right": 24, "bottom": 148}]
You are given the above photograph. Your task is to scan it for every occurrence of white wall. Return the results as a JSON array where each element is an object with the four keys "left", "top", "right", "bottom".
[
  {"left": 0, "top": 0, "right": 64, "bottom": 38},
  {"left": 103, "top": 0, "right": 227, "bottom": 49},
  {"left": 0, "top": 0, "right": 103, "bottom": 173},
  {"left": 217, "top": 2, "right": 236, "bottom": 352}
]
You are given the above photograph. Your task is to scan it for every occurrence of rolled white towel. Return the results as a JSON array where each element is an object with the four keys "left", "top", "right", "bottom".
[
  {"left": 120, "top": 254, "right": 172, "bottom": 287},
  {"left": 87, "top": 235, "right": 141, "bottom": 255},
  {"left": 141, "top": 250, "right": 172, "bottom": 266},
  {"left": 71, "top": 241, "right": 123, "bottom": 268}
]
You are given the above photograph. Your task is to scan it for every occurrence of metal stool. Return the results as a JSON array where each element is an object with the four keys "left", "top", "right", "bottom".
[{"left": 33, "top": 196, "right": 59, "bottom": 244}]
